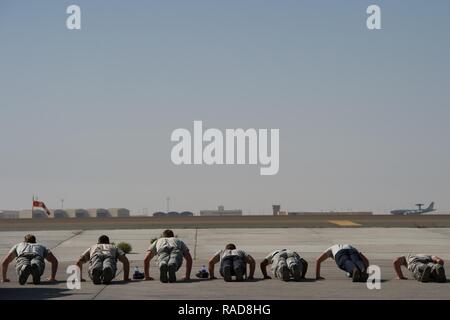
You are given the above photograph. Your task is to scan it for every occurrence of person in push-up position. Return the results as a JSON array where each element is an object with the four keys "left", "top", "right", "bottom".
[
  {"left": 393, "top": 254, "right": 446, "bottom": 283},
  {"left": 144, "top": 229, "right": 193, "bottom": 283},
  {"left": 1, "top": 234, "right": 58, "bottom": 285},
  {"left": 76, "top": 235, "right": 130, "bottom": 285},
  {"left": 316, "top": 244, "right": 369, "bottom": 282},
  {"left": 208, "top": 243, "right": 255, "bottom": 281},
  {"left": 261, "top": 249, "right": 308, "bottom": 281}
]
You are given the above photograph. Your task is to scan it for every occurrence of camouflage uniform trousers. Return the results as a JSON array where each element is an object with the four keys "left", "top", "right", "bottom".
[
  {"left": 157, "top": 247, "right": 183, "bottom": 271},
  {"left": 16, "top": 253, "right": 45, "bottom": 277},
  {"left": 274, "top": 252, "right": 302, "bottom": 279},
  {"left": 88, "top": 253, "right": 117, "bottom": 281}
]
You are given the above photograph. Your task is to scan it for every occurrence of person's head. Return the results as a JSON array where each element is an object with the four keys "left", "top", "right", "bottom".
[
  {"left": 24, "top": 234, "right": 36, "bottom": 243},
  {"left": 225, "top": 243, "right": 236, "bottom": 250},
  {"left": 98, "top": 235, "right": 110, "bottom": 244},
  {"left": 162, "top": 229, "right": 174, "bottom": 238}
]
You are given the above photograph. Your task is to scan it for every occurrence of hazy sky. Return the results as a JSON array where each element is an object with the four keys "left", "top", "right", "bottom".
[{"left": 1, "top": 1, "right": 449, "bottom": 214}]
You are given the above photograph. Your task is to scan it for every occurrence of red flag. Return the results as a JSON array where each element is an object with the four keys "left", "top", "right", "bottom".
[{"left": 33, "top": 200, "right": 51, "bottom": 216}]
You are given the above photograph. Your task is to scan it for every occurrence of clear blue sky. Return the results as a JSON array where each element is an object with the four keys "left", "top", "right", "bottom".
[{"left": 1, "top": 1, "right": 449, "bottom": 214}]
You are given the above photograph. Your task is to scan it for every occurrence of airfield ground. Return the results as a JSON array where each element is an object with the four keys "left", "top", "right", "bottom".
[{"left": 1, "top": 222, "right": 449, "bottom": 300}]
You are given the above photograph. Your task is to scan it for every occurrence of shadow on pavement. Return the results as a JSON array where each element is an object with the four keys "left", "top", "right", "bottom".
[
  {"left": 39, "top": 280, "right": 66, "bottom": 286},
  {"left": 174, "top": 278, "right": 205, "bottom": 284},
  {"left": 243, "top": 278, "right": 265, "bottom": 283},
  {"left": 295, "top": 278, "right": 317, "bottom": 283},
  {"left": 0, "top": 287, "right": 75, "bottom": 300}
]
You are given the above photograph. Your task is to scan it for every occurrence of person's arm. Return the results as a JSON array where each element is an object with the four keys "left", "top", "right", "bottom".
[
  {"left": 76, "top": 258, "right": 86, "bottom": 282},
  {"left": 118, "top": 255, "right": 130, "bottom": 281},
  {"left": 393, "top": 256, "right": 408, "bottom": 280},
  {"left": 182, "top": 251, "right": 193, "bottom": 281},
  {"left": 45, "top": 252, "right": 58, "bottom": 281},
  {"left": 1, "top": 252, "right": 15, "bottom": 282},
  {"left": 208, "top": 254, "right": 220, "bottom": 279},
  {"left": 431, "top": 256, "right": 444, "bottom": 266},
  {"left": 315, "top": 251, "right": 331, "bottom": 280},
  {"left": 300, "top": 259, "right": 308, "bottom": 279},
  {"left": 76, "top": 249, "right": 91, "bottom": 282},
  {"left": 143, "top": 251, "right": 155, "bottom": 280},
  {"left": 359, "top": 252, "right": 370, "bottom": 269},
  {"left": 260, "top": 259, "right": 271, "bottom": 279},
  {"left": 246, "top": 255, "right": 256, "bottom": 280}
]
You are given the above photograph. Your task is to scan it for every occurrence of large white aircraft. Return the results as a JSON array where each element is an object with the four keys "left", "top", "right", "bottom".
[{"left": 390, "top": 202, "right": 435, "bottom": 215}]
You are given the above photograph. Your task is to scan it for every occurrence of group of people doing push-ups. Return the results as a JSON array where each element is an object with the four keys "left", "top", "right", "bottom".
[{"left": 1, "top": 230, "right": 447, "bottom": 285}]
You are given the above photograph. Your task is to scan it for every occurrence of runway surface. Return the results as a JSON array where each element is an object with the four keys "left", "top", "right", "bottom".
[
  {"left": 1, "top": 228, "right": 449, "bottom": 300},
  {"left": 1, "top": 215, "right": 450, "bottom": 231}
]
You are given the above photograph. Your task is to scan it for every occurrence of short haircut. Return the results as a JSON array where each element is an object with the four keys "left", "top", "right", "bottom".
[
  {"left": 98, "top": 235, "right": 110, "bottom": 244},
  {"left": 225, "top": 243, "right": 236, "bottom": 250},
  {"left": 24, "top": 234, "right": 36, "bottom": 243},
  {"left": 162, "top": 229, "right": 174, "bottom": 238}
]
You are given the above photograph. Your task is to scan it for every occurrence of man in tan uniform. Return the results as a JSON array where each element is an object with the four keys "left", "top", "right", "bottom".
[
  {"left": 1, "top": 234, "right": 58, "bottom": 285},
  {"left": 393, "top": 254, "right": 446, "bottom": 283},
  {"left": 76, "top": 235, "right": 130, "bottom": 285},
  {"left": 144, "top": 229, "right": 193, "bottom": 283},
  {"left": 261, "top": 249, "right": 308, "bottom": 281}
]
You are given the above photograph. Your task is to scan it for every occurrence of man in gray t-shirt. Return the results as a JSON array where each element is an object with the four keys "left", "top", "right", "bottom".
[
  {"left": 1, "top": 234, "right": 58, "bottom": 285},
  {"left": 394, "top": 254, "right": 446, "bottom": 283},
  {"left": 261, "top": 249, "right": 308, "bottom": 281},
  {"left": 208, "top": 243, "right": 255, "bottom": 282},
  {"left": 144, "top": 230, "right": 193, "bottom": 283}
]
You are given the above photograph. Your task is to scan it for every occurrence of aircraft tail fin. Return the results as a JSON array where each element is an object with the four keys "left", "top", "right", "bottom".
[{"left": 426, "top": 202, "right": 435, "bottom": 211}]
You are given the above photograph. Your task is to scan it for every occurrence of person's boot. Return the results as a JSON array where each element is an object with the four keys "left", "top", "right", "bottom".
[
  {"left": 280, "top": 265, "right": 290, "bottom": 282},
  {"left": 223, "top": 265, "right": 232, "bottom": 282},
  {"left": 168, "top": 264, "right": 177, "bottom": 283},
  {"left": 19, "top": 265, "right": 32, "bottom": 285},
  {"left": 31, "top": 264, "right": 41, "bottom": 285},
  {"left": 234, "top": 267, "right": 245, "bottom": 282},
  {"left": 291, "top": 264, "right": 302, "bottom": 281},
  {"left": 419, "top": 265, "right": 432, "bottom": 283},
  {"left": 102, "top": 267, "right": 113, "bottom": 284},
  {"left": 434, "top": 264, "right": 446, "bottom": 283},
  {"left": 159, "top": 264, "right": 169, "bottom": 283},
  {"left": 360, "top": 269, "right": 369, "bottom": 283},
  {"left": 92, "top": 268, "right": 102, "bottom": 285},
  {"left": 352, "top": 267, "right": 361, "bottom": 282}
]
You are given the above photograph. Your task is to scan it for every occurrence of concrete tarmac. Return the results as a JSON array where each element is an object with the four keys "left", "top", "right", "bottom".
[{"left": 1, "top": 228, "right": 449, "bottom": 300}]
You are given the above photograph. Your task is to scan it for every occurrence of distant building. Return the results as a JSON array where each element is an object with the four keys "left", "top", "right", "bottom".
[
  {"left": 11, "top": 208, "right": 131, "bottom": 219},
  {"left": 0, "top": 210, "right": 20, "bottom": 219},
  {"left": 152, "top": 211, "right": 194, "bottom": 217},
  {"left": 95, "top": 209, "right": 109, "bottom": 218},
  {"left": 54, "top": 209, "right": 69, "bottom": 218},
  {"left": 74, "top": 209, "right": 90, "bottom": 218},
  {"left": 200, "top": 206, "right": 242, "bottom": 216},
  {"left": 116, "top": 208, "right": 130, "bottom": 217},
  {"left": 272, "top": 205, "right": 281, "bottom": 216},
  {"left": 32, "top": 210, "right": 48, "bottom": 219}
]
